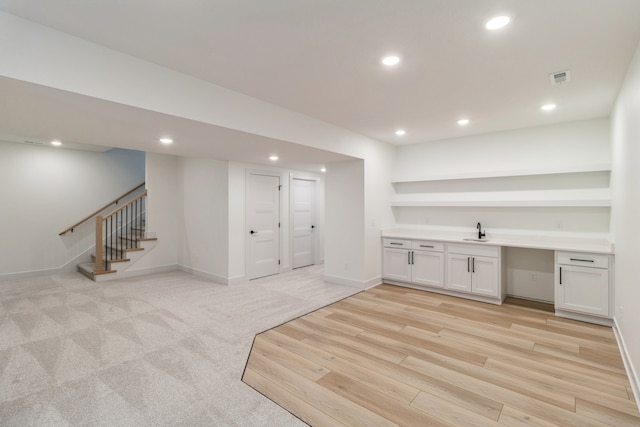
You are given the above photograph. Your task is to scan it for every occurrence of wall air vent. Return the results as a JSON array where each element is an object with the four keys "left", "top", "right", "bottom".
[{"left": 549, "top": 69, "right": 571, "bottom": 85}]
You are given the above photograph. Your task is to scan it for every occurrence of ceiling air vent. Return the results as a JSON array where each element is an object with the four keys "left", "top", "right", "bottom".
[
  {"left": 549, "top": 69, "right": 571, "bottom": 85},
  {"left": 22, "top": 140, "right": 45, "bottom": 145}
]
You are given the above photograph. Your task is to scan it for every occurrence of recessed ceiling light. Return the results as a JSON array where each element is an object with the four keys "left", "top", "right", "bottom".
[
  {"left": 51, "top": 140, "right": 62, "bottom": 146},
  {"left": 541, "top": 104, "right": 557, "bottom": 111},
  {"left": 457, "top": 119, "right": 470, "bottom": 126},
  {"left": 159, "top": 137, "right": 173, "bottom": 144},
  {"left": 485, "top": 16, "right": 510, "bottom": 30},
  {"left": 382, "top": 55, "right": 400, "bottom": 66},
  {"left": 269, "top": 155, "right": 279, "bottom": 161},
  {"left": 321, "top": 167, "right": 326, "bottom": 173},
  {"left": 395, "top": 129, "right": 406, "bottom": 136}
]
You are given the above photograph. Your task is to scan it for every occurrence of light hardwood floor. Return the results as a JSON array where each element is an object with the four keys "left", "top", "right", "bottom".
[{"left": 243, "top": 284, "right": 640, "bottom": 426}]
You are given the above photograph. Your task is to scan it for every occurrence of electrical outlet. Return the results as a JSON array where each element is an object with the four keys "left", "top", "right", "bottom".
[
  {"left": 531, "top": 272, "right": 537, "bottom": 281},
  {"left": 556, "top": 221, "right": 563, "bottom": 229},
  {"left": 344, "top": 263, "right": 349, "bottom": 271}
]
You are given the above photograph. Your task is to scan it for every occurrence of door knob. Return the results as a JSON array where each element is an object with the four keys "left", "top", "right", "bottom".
[
  {"left": 250, "top": 230, "right": 257, "bottom": 234},
  {"left": 311, "top": 225, "right": 315, "bottom": 229}
]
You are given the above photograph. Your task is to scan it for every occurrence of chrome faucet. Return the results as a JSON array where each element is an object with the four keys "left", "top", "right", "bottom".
[{"left": 477, "top": 222, "right": 486, "bottom": 239}]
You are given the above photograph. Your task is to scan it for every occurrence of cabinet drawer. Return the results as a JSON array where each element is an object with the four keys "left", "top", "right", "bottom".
[
  {"left": 383, "top": 238, "right": 411, "bottom": 249},
  {"left": 446, "top": 243, "right": 499, "bottom": 258},
  {"left": 411, "top": 240, "right": 444, "bottom": 252},
  {"left": 557, "top": 252, "right": 609, "bottom": 269}
]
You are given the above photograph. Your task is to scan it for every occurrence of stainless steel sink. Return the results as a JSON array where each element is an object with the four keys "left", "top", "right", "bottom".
[{"left": 462, "top": 238, "right": 490, "bottom": 242}]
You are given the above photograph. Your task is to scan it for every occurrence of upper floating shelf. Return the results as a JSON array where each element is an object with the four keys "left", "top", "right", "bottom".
[
  {"left": 391, "top": 164, "right": 611, "bottom": 184},
  {"left": 390, "top": 189, "right": 612, "bottom": 208}
]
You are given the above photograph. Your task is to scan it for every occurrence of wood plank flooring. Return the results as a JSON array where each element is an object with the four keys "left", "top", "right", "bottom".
[{"left": 243, "top": 284, "right": 640, "bottom": 426}]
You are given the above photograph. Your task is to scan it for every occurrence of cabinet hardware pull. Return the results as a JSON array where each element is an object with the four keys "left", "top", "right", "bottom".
[
  {"left": 420, "top": 245, "right": 434, "bottom": 248},
  {"left": 390, "top": 242, "right": 403, "bottom": 245},
  {"left": 467, "top": 257, "right": 470, "bottom": 273},
  {"left": 559, "top": 267, "right": 562, "bottom": 285},
  {"left": 472, "top": 257, "right": 475, "bottom": 273},
  {"left": 570, "top": 258, "right": 594, "bottom": 263},
  {"left": 411, "top": 251, "right": 414, "bottom": 265},
  {"left": 408, "top": 251, "right": 411, "bottom": 265}
]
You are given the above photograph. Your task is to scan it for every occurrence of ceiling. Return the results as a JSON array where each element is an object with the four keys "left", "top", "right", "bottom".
[
  {"left": 0, "top": 76, "right": 353, "bottom": 170},
  {"left": 0, "top": 1, "right": 639, "bottom": 157}
]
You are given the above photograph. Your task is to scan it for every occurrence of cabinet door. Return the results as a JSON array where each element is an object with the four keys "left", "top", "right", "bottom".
[
  {"left": 446, "top": 254, "right": 472, "bottom": 292},
  {"left": 412, "top": 251, "right": 444, "bottom": 288},
  {"left": 382, "top": 247, "right": 411, "bottom": 282},
  {"left": 556, "top": 265, "right": 609, "bottom": 317},
  {"left": 471, "top": 256, "right": 499, "bottom": 297}
]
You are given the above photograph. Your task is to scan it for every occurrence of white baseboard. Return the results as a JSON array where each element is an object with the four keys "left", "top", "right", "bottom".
[
  {"left": 323, "top": 273, "right": 382, "bottom": 289},
  {"left": 613, "top": 317, "right": 640, "bottom": 409},
  {"left": 0, "top": 247, "right": 93, "bottom": 282},
  {"left": 0, "top": 267, "right": 61, "bottom": 282},
  {"left": 118, "top": 264, "right": 179, "bottom": 280},
  {"left": 178, "top": 265, "right": 229, "bottom": 285},
  {"left": 364, "top": 275, "right": 383, "bottom": 289},
  {"left": 227, "top": 275, "right": 247, "bottom": 285}
]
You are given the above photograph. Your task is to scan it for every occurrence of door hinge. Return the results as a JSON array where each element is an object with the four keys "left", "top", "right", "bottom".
[
  {"left": 278, "top": 222, "right": 281, "bottom": 228},
  {"left": 278, "top": 185, "right": 282, "bottom": 191},
  {"left": 278, "top": 260, "right": 281, "bottom": 265}
]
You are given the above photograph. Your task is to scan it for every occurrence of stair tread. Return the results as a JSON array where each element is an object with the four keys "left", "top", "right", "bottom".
[{"left": 77, "top": 262, "right": 116, "bottom": 278}]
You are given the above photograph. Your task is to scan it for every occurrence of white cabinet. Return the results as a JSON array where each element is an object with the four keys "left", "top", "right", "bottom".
[
  {"left": 411, "top": 246, "right": 444, "bottom": 288},
  {"left": 382, "top": 238, "right": 505, "bottom": 304},
  {"left": 446, "top": 253, "right": 473, "bottom": 292},
  {"left": 555, "top": 252, "right": 612, "bottom": 322},
  {"left": 446, "top": 244, "right": 502, "bottom": 298},
  {"left": 382, "top": 239, "right": 444, "bottom": 288},
  {"left": 382, "top": 246, "right": 412, "bottom": 282}
]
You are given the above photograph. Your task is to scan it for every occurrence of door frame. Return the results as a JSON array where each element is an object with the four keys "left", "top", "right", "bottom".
[
  {"left": 289, "top": 174, "right": 321, "bottom": 269},
  {"left": 245, "top": 169, "right": 284, "bottom": 280}
]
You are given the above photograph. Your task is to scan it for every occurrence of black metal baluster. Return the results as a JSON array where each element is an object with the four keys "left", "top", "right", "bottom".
[
  {"left": 115, "top": 211, "right": 119, "bottom": 260},
  {"left": 127, "top": 204, "right": 130, "bottom": 249},
  {"left": 104, "top": 220, "right": 108, "bottom": 271},
  {"left": 134, "top": 198, "right": 138, "bottom": 247}
]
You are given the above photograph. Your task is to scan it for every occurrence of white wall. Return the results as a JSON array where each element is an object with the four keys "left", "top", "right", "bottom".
[
  {"left": 228, "top": 162, "right": 246, "bottom": 283},
  {"left": 395, "top": 118, "right": 611, "bottom": 181},
  {"left": 610, "top": 39, "right": 640, "bottom": 402},
  {"left": 364, "top": 142, "right": 397, "bottom": 285},
  {"left": 324, "top": 160, "right": 365, "bottom": 286},
  {"left": 130, "top": 152, "right": 180, "bottom": 274},
  {"left": 0, "top": 143, "right": 144, "bottom": 278},
  {"left": 178, "top": 157, "right": 229, "bottom": 282}
]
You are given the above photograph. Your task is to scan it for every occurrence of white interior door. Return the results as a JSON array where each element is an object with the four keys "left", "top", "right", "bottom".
[
  {"left": 247, "top": 173, "right": 280, "bottom": 280},
  {"left": 292, "top": 177, "right": 316, "bottom": 269}
]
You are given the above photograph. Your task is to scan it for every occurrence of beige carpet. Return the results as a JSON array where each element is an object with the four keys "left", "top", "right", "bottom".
[{"left": 0, "top": 266, "right": 359, "bottom": 426}]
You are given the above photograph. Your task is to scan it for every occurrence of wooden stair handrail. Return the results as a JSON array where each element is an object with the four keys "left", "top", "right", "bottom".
[
  {"left": 59, "top": 182, "right": 145, "bottom": 235},
  {"left": 103, "top": 190, "right": 147, "bottom": 219}
]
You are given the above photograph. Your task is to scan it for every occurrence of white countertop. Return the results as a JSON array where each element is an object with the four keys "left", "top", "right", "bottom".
[{"left": 381, "top": 228, "right": 614, "bottom": 254}]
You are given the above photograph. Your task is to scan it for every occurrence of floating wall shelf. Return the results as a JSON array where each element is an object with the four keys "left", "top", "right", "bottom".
[{"left": 391, "top": 164, "right": 611, "bottom": 184}]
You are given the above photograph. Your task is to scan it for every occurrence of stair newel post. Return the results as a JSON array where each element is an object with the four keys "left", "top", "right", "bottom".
[{"left": 95, "top": 215, "right": 105, "bottom": 273}]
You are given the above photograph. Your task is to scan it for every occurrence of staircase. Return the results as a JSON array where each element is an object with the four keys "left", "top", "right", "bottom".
[{"left": 75, "top": 189, "right": 158, "bottom": 282}]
